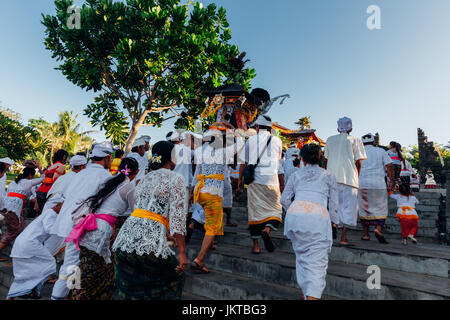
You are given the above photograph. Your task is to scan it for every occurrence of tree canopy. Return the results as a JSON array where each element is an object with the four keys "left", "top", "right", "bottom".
[
  {"left": 42, "top": 0, "right": 256, "bottom": 151},
  {"left": 0, "top": 109, "right": 37, "bottom": 161}
]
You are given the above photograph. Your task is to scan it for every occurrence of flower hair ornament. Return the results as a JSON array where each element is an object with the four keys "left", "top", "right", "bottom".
[
  {"left": 121, "top": 165, "right": 131, "bottom": 176},
  {"left": 151, "top": 155, "right": 162, "bottom": 164}
]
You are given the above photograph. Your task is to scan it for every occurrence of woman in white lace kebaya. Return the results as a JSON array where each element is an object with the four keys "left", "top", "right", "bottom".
[
  {"left": 65, "top": 157, "right": 139, "bottom": 300},
  {"left": 112, "top": 141, "right": 188, "bottom": 300},
  {"left": 281, "top": 144, "right": 339, "bottom": 300}
]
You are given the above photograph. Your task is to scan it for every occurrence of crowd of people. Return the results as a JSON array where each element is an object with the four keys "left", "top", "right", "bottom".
[{"left": 0, "top": 115, "right": 422, "bottom": 301}]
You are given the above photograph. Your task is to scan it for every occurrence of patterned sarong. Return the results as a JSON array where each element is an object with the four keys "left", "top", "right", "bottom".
[
  {"left": 68, "top": 246, "right": 115, "bottom": 300},
  {"left": 114, "top": 250, "right": 184, "bottom": 300},
  {"left": 198, "top": 192, "right": 224, "bottom": 236}
]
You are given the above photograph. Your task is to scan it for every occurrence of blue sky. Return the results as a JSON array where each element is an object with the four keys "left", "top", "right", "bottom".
[{"left": 1, "top": 0, "right": 449, "bottom": 147}]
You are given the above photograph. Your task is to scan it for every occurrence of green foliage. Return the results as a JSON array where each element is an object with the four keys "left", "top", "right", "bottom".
[
  {"left": 27, "top": 111, "right": 94, "bottom": 167},
  {"left": 42, "top": 0, "right": 256, "bottom": 150},
  {"left": 0, "top": 112, "right": 37, "bottom": 161},
  {"left": 404, "top": 144, "right": 450, "bottom": 170},
  {"left": 295, "top": 116, "right": 311, "bottom": 130}
]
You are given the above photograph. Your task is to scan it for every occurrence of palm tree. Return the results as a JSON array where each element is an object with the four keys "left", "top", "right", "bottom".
[{"left": 295, "top": 116, "right": 312, "bottom": 130}]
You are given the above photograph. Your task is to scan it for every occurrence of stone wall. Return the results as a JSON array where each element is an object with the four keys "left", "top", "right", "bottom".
[{"left": 417, "top": 128, "right": 443, "bottom": 185}]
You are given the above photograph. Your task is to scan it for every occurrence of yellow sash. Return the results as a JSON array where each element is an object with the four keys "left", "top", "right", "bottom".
[
  {"left": 193, "top": 174, "right": 225, "bottom": 205},
  {"left": 131, "top": 208, "right": 170, "bottom": 230}
]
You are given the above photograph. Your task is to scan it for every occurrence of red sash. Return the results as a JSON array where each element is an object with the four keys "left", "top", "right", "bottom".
[{"left": 7, "top": 192, "right": 27, "bottom": 215}]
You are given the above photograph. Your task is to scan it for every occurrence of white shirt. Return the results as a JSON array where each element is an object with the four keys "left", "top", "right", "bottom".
[
  {"left": 50, "top": 164, "right": 111, "bottom": 238},
  {"left": 359, "top": 145, "right": 392, "bottom": 189},
  {"left": 173, "top": 144, "right": 193, "bottom": 188},
  {"left": 4, "top": 177, "right": 44, "bottom": 218},
  {"left": 324, "top": 133, "right": 367, "bottom": 188},
  {"left": 400, "top": 160, "right": 413, "bottom": 177},
  {"left": 47, "top": 171, "right": 77, "bottom": 197},
  {"left": 390, "top": 194, "right": 419, "bottom": 218},
  {"left": 281, "top": 164, "right": 339, "bottom": 241},
  {"left": 128, "top": 152, "right": 149, "bottom": 182},
  {"left": 78, "top": 179, "right": 135, "bottom": 263},
  {"left": 0, "top": 174, "right": 7, "bottom": 210},
  {"left": 245, "top": 131, "right": 282, "bottom": 186}
]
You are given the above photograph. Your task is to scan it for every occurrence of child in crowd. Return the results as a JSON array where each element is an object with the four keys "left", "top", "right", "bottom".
[
  {"left": 410, "top": 171, "right": 420, "bottom": 192},
  {"left": 390, "top": 184, "right": 419, "bottom": 245}
]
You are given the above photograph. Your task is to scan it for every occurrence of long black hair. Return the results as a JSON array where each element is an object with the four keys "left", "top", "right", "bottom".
[
  {"left": 84, "top": 157, "right": 139, "bottom": 213},
  {"left": 150, "top": 141, "right": 175, "bottom": 170},
  {"left": 390, "top": 141, "right": 405, "bottom": 166},
  {"left": 15, "top": 167, "right": 36, "bottom": 184},
  {"left": 53, "top": 149, "right": 69, "bottom": 164}
]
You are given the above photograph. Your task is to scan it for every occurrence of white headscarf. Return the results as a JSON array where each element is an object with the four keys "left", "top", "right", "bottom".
[
  {"left": 132, "top": 138, "right": 146, "bottom": 148},
  {"left": 90, "top": 141, "right": 113, "bottom": 158},
  {"left": 337, "top": 117, "right": 352, "bottom": 133},
  {"left": 69, "top": 155, "right": 87, "bottom": 167},
  {"left": 362, "top": 133, "right": 375, "bottom": 143}
]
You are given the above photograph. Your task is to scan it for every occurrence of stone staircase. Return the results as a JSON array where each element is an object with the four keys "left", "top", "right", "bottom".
[
  {"left": 183, "top": 191, "right": 449, "bottom": 300},
  {"left": 0, "top": 191, "right": 448, "bottom": 300}
]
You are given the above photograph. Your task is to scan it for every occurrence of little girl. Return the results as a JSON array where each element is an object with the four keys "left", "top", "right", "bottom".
[{"left": 389, "top": 184, "right": 419, "bottom": 245}]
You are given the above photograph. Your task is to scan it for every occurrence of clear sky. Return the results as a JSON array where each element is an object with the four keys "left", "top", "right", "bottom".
[{"left": 1, "top": 0, "right": 449, "bottom": 147}]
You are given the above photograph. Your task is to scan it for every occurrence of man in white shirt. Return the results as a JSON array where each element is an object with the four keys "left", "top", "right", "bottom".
[
  {"left": 127, "top": 138, "right": 148, "bottom": 185},
  {"left": 50, "top": 142, "right": 113, "bottom": 300},
  {"left": 324, "top": 117, "right": 367, "bottom": 245},
  {"left": 238, "top": 115, "right": 284, "bottom": 254},
  {"left": 47, "top": 155, "right": 87, "bottom": 199},
  {"left": 358, "top": 133, "right": 394, "bottom": 243}
]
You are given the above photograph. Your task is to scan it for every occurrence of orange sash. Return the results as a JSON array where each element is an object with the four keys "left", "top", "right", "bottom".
[{"left": 131, "top": 209, "right": 170, "bottom": 230}]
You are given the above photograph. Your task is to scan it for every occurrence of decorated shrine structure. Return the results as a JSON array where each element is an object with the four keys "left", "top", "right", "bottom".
[{"left": 272, "top": 122, "right": 326, "bottom": 149}]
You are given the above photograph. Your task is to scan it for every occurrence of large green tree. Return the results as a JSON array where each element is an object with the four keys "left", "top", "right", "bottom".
[{"left": 42, "top": 0, "right": 256, "bottom": 151}]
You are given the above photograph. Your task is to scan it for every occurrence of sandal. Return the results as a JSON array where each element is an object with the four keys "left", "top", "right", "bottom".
[
  {"left": 339, "top": 242, "right": 355, "bottom": 247},
  {"left": 374, "top": 231, "right": 389, "bottom": 244},
  {"left": 261, "top": 231, "right": 275, "bottom": 252},
  {"left": 251, "top": 250, "right": 261, "bottom": 254},
  {"left": 361, "top": 236, "right": 370, "bottom": 241},
  {"left": 191, "top": 261, "right": 210, "bottom": 274}
]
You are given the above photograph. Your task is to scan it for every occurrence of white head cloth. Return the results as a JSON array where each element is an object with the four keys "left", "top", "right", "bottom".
[
  {"left": 362, "top": 133, "right": 375, "bottom": 143},
  {"left": 0, "top": 157, "right": 14, "bottom": 166},
  {"left": 139, "top": 135, "right": 151, "bottom": 143},
  {"left": 69, "top": 155, "right": 87, "bottom": 167},
  {"left": 132, "top": 138, "right": 145, "bottom": 148},
  {"left": 337, "top": 117, "right": 352, "bottom": 133},
  {"left": 255, "top": 115, "right": 272, "bottom": 127},
  {"left": 90, "top": 141, "right": 113, "bottom": 158}
]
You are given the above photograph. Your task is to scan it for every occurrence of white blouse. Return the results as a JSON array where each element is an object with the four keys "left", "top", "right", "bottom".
[
  {"left": 112, "top": 169, "right": 186, "bottom": 259},
  {"left": 78, "top": 179, "right": 135, "bottom": 263},
  {"left": 4, "top": 177, "right": 44, "bottom": 218},
  {"left": 281, "top": 164, "right": 339, "bottom": 240}
]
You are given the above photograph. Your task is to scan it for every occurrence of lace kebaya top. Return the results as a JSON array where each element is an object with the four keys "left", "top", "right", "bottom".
[{"left": 112, "top": 168, "right": 186, "bottom": 259}]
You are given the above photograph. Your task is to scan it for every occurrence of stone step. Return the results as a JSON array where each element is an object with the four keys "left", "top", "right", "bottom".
[
  {"left": 186, "top": 239, "right": 450, "bottom": 299},
  {"left": 184, "top": 269, "right": 304, "bottom": 300},
  {"left": 208, "top": 228, "right": 450, "bottom": 277}
]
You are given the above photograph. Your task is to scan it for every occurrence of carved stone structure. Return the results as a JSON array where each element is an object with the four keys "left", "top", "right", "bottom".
[{"left": 418, "top": 128, "right": 443, "bottom": 186}]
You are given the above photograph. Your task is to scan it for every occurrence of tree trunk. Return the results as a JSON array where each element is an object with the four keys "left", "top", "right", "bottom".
[{"left": 124, "top": 110, "right": 150, "bottom": 155}]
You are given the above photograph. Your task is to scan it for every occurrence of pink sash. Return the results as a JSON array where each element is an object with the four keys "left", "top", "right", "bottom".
[{"left": 65, "top": 213, "right": 117, "bottom": 250}]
